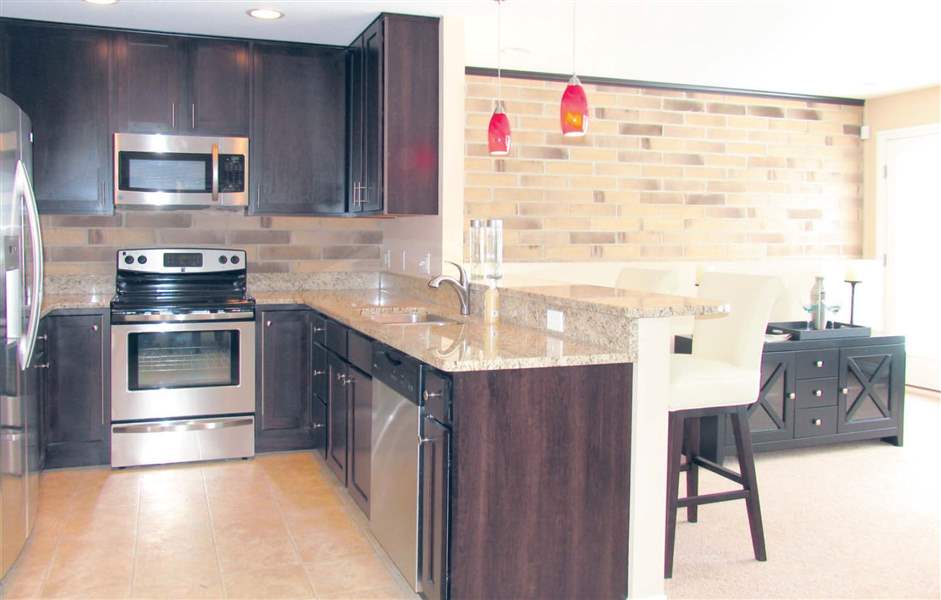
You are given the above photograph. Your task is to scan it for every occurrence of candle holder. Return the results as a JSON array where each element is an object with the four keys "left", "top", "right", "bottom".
[{"left": 844, "top": 279, "right": 861, "bottom": 325}]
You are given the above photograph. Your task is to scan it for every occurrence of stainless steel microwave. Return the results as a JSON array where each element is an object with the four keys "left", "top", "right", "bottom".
[{"left": 113, "top": 133, "right": 248, "bottom": 208}]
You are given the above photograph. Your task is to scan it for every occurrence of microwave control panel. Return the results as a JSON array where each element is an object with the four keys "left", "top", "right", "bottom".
[{"left": 219, "top": 154, "right": 246, "bottom": 193}]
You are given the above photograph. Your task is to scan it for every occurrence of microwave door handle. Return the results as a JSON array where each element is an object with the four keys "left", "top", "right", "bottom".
[
  {"left": 14, "top": 160, "right": 43, "bottom": 370},
  {"left": 211, "top": 143, "right": 219, "bottom": 203}
]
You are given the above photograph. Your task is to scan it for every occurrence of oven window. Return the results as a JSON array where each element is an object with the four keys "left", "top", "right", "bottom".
[
  {"left": 128, "top": 330, "right": 239, "bottom": 391},
  {"left": 118, "top": 151, "right": 212, "bottom": 193}
]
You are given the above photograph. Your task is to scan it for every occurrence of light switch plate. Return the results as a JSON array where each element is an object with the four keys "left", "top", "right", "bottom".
[{"left": 547, "top": 309, "right": 564, "bottom": 333}]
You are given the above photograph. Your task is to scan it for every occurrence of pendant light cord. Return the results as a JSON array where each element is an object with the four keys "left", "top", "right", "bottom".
[
  {"left": 497, "top": 0, "right": 503, "bottom": 102},
  {"left": 571, "top": 0, "right": 576, "bottom": 76}
]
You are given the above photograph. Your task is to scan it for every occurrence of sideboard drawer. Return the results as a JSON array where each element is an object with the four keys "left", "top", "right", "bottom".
[
  {"left": 796, "top": 377, "right": 838, "bottom": 409},
  {"left": 795, "top": 406, "right": 838, "bottom": 438},
  {"left": 796, "top": 349, "right": 839, "bottom": 379}
]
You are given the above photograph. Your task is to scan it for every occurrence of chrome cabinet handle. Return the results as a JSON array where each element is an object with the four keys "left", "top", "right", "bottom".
[
  {"left": 266, "top": 320, "right": 272, "bottom": 327},
  {"left": 92, "top": 324, "right": 99, "bottom": 332},
  {"left": 191, "top": 103, "right": 196, "bottom": 129},
  {"left": 813, "top": 389, "right": 823, "bottom": 397},
  {"left": 841, "top": 387, "right": 849, "bottom": 394},
  {"left": 312, "top": 370, "right": 325, "bottom": 377},
  {"left": 311, "top": 423, "right": 324, "bottom": 430},
  {"left": 36, "top": 334, "right": 47, "bottom": 342},
  {"left": 419, "top": 436, "right": 434, "bottom": 445},
  {"left": 35, "top": 362, "right": 49, "bottom": 369},
  {"left": 423, "top": 390, "right": 442, "bottom": 402},
  {"left": 312, "top": 326, "right": 325, "bottom": 333},
  {"left": 787, "top": 392, "right": 796, "bottom": 400},
  {"left": 171, "top": 103, "right": 175, "bottom": 129},
  {"left": 812, "top": 418, "right": 823, "bottom": 427},
  {"left": 815, "top": 360, "right": 824, "bottom": 367}
]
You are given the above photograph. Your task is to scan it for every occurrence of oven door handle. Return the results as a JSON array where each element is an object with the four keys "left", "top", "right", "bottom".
[
  {"left": 113, "top": 417, "right": 253, "bottom": 435},
  {"left": 211, "top": 143, "right": 219, "bottom": 203}
]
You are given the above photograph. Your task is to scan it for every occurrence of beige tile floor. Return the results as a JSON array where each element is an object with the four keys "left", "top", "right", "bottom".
[{"left": 0, "top": 452, "right": 418, "bottom": 600}]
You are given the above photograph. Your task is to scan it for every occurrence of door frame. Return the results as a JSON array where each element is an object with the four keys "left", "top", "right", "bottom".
[{"left": 875, "top": 123, "right": 941, "bottom": 332}]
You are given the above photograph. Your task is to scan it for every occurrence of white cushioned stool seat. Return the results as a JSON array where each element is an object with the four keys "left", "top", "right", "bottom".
[{"left": 669, "top": 355, "right": 759, "bottom": 411}]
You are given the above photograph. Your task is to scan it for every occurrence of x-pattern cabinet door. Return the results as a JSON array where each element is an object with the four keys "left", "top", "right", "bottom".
[
  {"left": 837, "top": 345, "right": 905, "bottom": 433},
  {"left": 727, "top": 352, "right": 795, "bottom": 445}
]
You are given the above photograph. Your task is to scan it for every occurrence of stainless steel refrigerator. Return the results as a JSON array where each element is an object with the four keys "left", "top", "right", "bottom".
[{"left": 0, "top": 93, "right": 44, "bottom": 579}]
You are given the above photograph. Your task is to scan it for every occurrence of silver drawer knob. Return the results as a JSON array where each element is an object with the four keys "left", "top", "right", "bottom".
[
  {"left": 815, "top": 360, "right": 824, "bottom": 367},
  {"left": 266, "top": 320, "right": 272, "bottom": 327},
  {"left": 812, "top": 418, "right": 823, "bottom": 426},
  {"left": 313, "top": 370, "right": 325, "bottom": 377},
  {"left": 312, "top": 327, "right": 325, "bottom": 333},
  {"left": 92, "top": 324, "right": 99, "bottom": 332},
  {"left": 841, "top": 387, "right": 849, "bottom": 395},
  {"left": 788, "top": 392, "right": 796, "bottom": 400},
  {"left": 814, "top": 390, "right": 823, "bottom": 397},
  {"left": 423, "top": 390, "right": 442, "bottom": 402}
]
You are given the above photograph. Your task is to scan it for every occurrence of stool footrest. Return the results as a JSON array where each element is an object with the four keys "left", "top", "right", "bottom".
[
  {"left": 678, "top": 489, "right": 749, "bottom": 507},
  {"left": 692, "top": 456, "right": 744, "bottom": 485}
]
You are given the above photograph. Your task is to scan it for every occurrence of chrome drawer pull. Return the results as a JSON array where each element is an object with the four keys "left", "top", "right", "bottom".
[
  {"left": 787, "top": 392, "right": 796, "bottom": 400},
  {"left": 841, "top": 387, "right": 849, "bottom": 395},
  {"left": 813, "top": 390, "right": 823, "bottom": 397},
  {"left": 812, "top": 418, "right": 823, "bottom": 427},
  {"left": 313, "top": 370, "right": 325, "bottom": 376},
  {"left": 423, "top": 390, "right": 442, "bottom": 402},
  {"left": 815, "top": 360, "right": 824, "bottom": 367}
]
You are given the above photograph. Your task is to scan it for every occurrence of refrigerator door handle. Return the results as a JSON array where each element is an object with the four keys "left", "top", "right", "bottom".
[{"left": 14, "top": 160, "right": 43, "bottom": 370}]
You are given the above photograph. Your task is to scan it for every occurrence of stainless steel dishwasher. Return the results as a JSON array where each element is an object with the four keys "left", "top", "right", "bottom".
[{"left": 370, "top": 343, "right": 422, "bottom": 591}]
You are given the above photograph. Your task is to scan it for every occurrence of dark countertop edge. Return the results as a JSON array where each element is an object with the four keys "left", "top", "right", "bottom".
[{"left": 675, "top": 333, "right": 905, "bottom": 352}]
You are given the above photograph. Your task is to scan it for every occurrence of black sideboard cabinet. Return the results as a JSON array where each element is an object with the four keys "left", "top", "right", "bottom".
[{"left": 675, "top": 333, "right": 906, "bottom": 462}]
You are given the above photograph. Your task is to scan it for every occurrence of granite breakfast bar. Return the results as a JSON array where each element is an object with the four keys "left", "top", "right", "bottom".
[{"left": 41, "top": 273, "right": 726, "bottom": 600}]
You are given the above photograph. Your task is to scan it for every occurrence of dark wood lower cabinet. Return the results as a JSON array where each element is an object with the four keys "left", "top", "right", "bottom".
[
  {"left": 326, "top": 352, "right": 349, "bottom": 482},
  {"left": 256, "top": 308, "right": 313, "bottom": 452},
  {"left": 42, "top": 312, "right": 110, "bottom": 468},
  {"left": 419, "top": 375, "right": 451, "bottom": 600},
  {"left": 347, "top": 366, "right": 371, "bottom": 516}
]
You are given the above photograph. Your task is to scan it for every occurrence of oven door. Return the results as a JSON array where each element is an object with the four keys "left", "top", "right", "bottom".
[{"left": 111, "top": 320, "right": 255, "bottom": 421}]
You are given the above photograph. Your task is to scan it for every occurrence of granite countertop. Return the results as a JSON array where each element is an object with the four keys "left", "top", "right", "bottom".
[
  {"left": 254, "top": 288, "right": 636, "bottom": 372},
  {"left": 41, "top": 292, "right": 111, "bottom": 317}
]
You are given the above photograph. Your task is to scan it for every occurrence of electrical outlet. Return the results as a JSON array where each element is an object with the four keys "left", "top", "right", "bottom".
[
  {"left": 547, "top": 309, "right": 564, "bottom": 333},
  {"left": 400, "top": 250, "right": 407, "bottom": 272},
  {"left": 382, "top": 249, "right": 391, "bottom": 270},
  {"left": 418, "top": 252, "right": 432, "bottom": 275}
]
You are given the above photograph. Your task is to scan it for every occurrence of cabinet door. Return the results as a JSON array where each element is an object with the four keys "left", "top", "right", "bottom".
[
  {"left": 837, "top": 345, "right": 905, "bottom": 433},
  {"left": 311, "top": 344, "right": 329, "bottom": 403},
  {"left": 257, "top": 310, "right": 312, "bottom": 450},
  {"left": 326, "top": 352, "right": 349, "bottom": 483},
  {"left": 747, "top": 352, "right": 796, "bottom": 444},
  {"left": 347, "top": 44, "right": 365, "bottom": 212},
  {"left": 5, "top": 25, "right": 113, "bottom": 214},
  {"left": 360, "top": 21, "right": 384, "bottom": 213},
  {"left": 419, "top": 414, "right": 451, "bottom": 600},
  {"left": 43, "top": 314, "right": 109, "bottom": 468},
  {"left": 348, "top": 366, "right": 372, "bottom": 516},
  {"left": 114, "top": 33, "right": 185, "bottom": 133},
  {"left": 187, "top": 39, "right": 250, "bottom": 136},
  {"left": 250, "top": 43, "right": 346, "bottom": 215},
  {"left": 311, "top": 398, "right": 327, "bottom": 459}
]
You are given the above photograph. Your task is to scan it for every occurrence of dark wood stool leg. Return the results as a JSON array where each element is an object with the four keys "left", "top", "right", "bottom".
[
  {"left": 730, "top": 406, "right": 767, "bottom": 562},
  {"left": 684, "top": 417, "right": 700, "bottom": 523},
  {"left": 664, "top": 411, "right": 685, "bottom": 579}
]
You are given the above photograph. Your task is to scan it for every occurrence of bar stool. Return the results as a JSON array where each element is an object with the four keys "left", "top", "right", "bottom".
[{"left": 664, "top": 272, "right": 782, "bottom": 578}]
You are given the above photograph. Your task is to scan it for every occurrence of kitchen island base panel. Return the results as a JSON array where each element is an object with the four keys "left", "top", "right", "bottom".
[{"left": 450, "top": 362, "right": 632, "bottom": 600}]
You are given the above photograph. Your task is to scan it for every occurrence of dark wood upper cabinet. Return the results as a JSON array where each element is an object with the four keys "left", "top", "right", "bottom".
[
  {"left": 43, "top": 313, "right": 110, "bottom": 468},
  {"left": 250, "top": 42, "right": 347, "bottom": 215},
  {"left": 188, "top": 39, "right": 251, "bottom": 136},
  {"left": 348, "top": 14, "right": 439, "bottom": 216},
  {"left": 3, "top": 24, "right": 114, "bottom": 214},
  {"left": 113, "top": 33, "right": 185, "bottom": 134},
  {"left": 256, "top": 308, "right": 314, "bottom": 452}
]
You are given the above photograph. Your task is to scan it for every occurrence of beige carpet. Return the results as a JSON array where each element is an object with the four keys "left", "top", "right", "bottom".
[{"left": 666, "top": 387, "right": 940, "bottom": 599}]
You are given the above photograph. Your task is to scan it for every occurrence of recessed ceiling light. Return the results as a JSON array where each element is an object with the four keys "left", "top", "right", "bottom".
[
  {"left": 247, "top": 8, "right": 283, "bottom": 20},
  {"left": 84, "top": 0, "right": 118, "bottom": 4}
]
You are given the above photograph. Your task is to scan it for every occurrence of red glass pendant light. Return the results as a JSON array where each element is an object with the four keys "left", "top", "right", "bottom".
[
  {"left": 561, "top": 75, "right": 588, "bottom": 136},
  {"left": 488, "top": 0, "right": 511, "bottom": 156},
  {"left": 488, "top": 100, "right": 511, "bottom": 155},
  {"left": 560, "top": 1, "right": 589, "bottom": 137}
]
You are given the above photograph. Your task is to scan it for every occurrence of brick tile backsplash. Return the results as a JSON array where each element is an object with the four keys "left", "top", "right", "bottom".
[
  {"left": 464, "top": 75, "right": 863, "bottom": 260},
  {"left": 41, "top": 211, "right": 383, "bottom": 276}
]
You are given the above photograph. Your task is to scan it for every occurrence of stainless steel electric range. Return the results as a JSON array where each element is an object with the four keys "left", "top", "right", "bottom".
[{"left": 109, "top": 248, "right": 255, "bottom": 468}]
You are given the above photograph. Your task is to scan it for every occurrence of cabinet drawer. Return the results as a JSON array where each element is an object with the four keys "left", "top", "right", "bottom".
[
  {"left": 795, "top": 406, "right": 838, "bottom": 438},
  {"left": 423, "top": 369, "right": 451, "bottom": 426},
  {"left": 796, "top": 377, "right": 838, "bottom": 409},
  {"left": 348, "top": 330, "right": 372, "bottom": 375},
  {"left": 795, "top": 349, "right": 838, "bottom": 379},
  {"left": 325, "top": 319, "right": 348, "bottom": 358},
  {"left": 310, "top": 313, "right": 326, "bottom": 345}
]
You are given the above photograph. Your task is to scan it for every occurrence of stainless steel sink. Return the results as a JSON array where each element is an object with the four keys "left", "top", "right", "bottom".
[{"left": 366, "top": 311, "right": 456, "bottom": 326}]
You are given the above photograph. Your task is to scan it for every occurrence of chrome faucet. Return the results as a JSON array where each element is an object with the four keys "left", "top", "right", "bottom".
[{"left": 428, "top": 261, "right": 471, "bottom": 316}]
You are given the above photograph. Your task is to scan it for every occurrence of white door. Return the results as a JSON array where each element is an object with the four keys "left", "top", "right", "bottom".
[{"left": 884, "top": 130, "right": 941, "bottom": 390}]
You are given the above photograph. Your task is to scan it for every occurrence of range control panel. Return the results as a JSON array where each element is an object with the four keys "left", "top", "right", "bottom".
[{"left": 116, "top": 248, "right": 246, "bottom": 274}]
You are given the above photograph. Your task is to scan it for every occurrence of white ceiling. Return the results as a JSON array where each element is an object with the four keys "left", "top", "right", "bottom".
[{"left": 3, "top": 0, "right": 940, "bottom": 99}]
